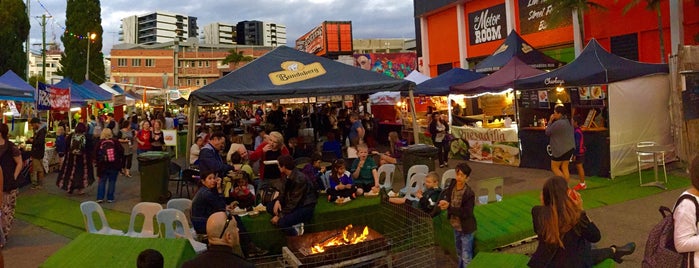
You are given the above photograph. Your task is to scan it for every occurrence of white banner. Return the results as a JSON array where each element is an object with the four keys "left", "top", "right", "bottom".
[{"left": 451, "top": 125, "right": 518, "bottom": 142}]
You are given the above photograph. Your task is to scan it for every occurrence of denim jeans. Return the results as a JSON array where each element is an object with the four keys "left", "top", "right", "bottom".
[
  {"left": 278, "top": 206, "right": 315, "bottom": 236},
  {"left": 454, "top": 230, "right": 474, "bottom": 268},
  {"left": 97, "top": 169, "right": 119, "bottom": 201}
]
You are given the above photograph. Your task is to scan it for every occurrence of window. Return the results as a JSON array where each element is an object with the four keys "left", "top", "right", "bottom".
[
  {"left": 198, "top": 61, "right": 203, "bottom": 67},
  {"left": 205, "top": 61, "right": 210, "bottom": 67},
  {"left": 118, "top": 59, "right": 127, "bottom": 66},
  {"left": 132, "top": 59, "right": 141, "bottom": 67},
  {"left": 187, "top": 79, "right": 191, "bottom": 86},
  {"left": 611, "top": 33, "right": 639, "bottom": 61},
  {"left": 203, "top": 79, "right": 207, "bottom": 85},
  {"left": 195, "top": 79, "right": 200, "bottom": 86},
  {"left": 145, "top": 59, "right": 155, "bottom": 67},
  {"left": 437, "top": 63, "right": 453, "bottom": 75}
]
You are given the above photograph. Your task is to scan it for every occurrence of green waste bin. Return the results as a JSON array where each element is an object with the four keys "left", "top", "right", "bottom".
[
  {"left": 400, "top": 144, "right": 439, "bottom": 178},
  {"left": 137, "top": 151, "right": 172, "bottom": 203}
]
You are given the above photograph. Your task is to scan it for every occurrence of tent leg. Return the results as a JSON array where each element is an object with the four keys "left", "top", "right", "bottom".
[
  {"left": 409, "top": 90, "right": 420, "bottom": 144},
  {"left": 186, "top": 104, "right": 197, "bottom": 168}
]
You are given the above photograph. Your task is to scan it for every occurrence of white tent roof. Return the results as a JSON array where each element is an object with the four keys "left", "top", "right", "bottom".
[
  {"left": 100, "top": 83, "right": 136, "bottom": 105},
  {"left": 404, "top": 70, "right": 430, "bottom": 85}
]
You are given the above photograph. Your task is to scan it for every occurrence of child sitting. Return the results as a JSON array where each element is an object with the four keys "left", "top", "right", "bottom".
[
  {"left": 301, "top": 153, "right": 326, "bottom": 192},
  {"left": 389, "top": 171, "right": 442, "bottom": 215},
  {"left": 327, "top": 159, "right": 358, "bottom": 202},
  {"left": 228, "top": 173, "right": 256, "bottom": 210},
  {"left": 350, "top": 143, "right": 380, "bottom": 195}
]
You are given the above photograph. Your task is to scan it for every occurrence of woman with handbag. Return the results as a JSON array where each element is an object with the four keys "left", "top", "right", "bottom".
[
  {"left": 429, "top": 112, "right": 450, "bottom": 168},
  {"left": 0, "top": 123, "right": 24, "bottom": 247}
]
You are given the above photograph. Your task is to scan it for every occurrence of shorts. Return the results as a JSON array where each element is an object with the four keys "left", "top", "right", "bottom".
[
  {"left": 551, "top": 149, "right": 574, "bottom": 162},
  {"left": 573, "top": 154, "right": 585, "bottom": 164}
]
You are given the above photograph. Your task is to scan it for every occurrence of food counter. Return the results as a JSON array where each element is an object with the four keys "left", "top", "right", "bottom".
[
  {"left": 518, "top": 127, "right": 610, "bottom": 177},
  {"left": 451, "top": 125, "right": 520, "bottom": 166}
]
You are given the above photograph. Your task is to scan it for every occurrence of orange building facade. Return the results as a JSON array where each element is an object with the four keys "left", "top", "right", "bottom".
[{"left": 415, "top": 0, "right": 699, "bottom": 76}]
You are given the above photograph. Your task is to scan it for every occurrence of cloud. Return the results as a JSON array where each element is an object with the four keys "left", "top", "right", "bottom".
[{"left": 28, "top": 0, "right": 415, "bottom": 55}]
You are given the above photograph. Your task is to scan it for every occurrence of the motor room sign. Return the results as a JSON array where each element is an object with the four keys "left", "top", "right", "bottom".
[{"left": 468, "top": 4, "right": 506, "bottom": 45}]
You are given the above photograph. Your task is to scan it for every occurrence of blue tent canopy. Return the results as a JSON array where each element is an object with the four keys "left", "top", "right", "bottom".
[
  {"left": 111, "top": 85, "right": 125, "bottom": 94},
  {"left": 81, "top": 80, "right": 114, "bottom": 101},
  {"left": 0, "top": 70, "right": 34, "bottom": 102},
  {"left": 415, "top": 68, "right": 485, "bottom": 96},
  {"left": 475, "top": 30, "right": 565, "bottom": 73},
  {"left": 515, "top": 39, "right": 669, "bottom": 89},
  {"left": 54, "top": 78, "right": 96, "bottom": 103}
]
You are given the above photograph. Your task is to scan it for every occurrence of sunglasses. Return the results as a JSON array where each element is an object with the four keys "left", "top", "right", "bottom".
[{"left": 219, "top": 211, "right": 233, "bottom": 239}]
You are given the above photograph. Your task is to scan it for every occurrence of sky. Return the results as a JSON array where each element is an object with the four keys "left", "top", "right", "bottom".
[{"left": 28, "top": 0, "right": 416, "bottom": 55}]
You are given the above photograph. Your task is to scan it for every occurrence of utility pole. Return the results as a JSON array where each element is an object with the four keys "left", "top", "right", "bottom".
[
  {"left": 36, "top": 14, "right": 52, "bottom": 79},
  {"left": 25, "top": 0, "right": 30, "bottom": 80}
]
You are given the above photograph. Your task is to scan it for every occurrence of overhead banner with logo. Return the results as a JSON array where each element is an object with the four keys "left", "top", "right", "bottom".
[
  {"left": 518, "top": 0, "right": 572, "bottom": 34},
  {"left": 49, "top": 86, "right": 71, "bottom": 111},
  {"left": 36, "top": 82, "right": 52, "bottom": 111},
  {"left": 468, "top": 4, "right": 507, "bottom": 45},
  {"left": 268, "top": 61, "right": 327, "bottom": 86}
]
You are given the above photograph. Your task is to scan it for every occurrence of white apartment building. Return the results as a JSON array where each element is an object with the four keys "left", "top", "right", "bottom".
[
  {"left": 28, "top": 50, "right": 63, "bottom": 83},
  {"left": 202, "top": 22, "right": 236, "bottom": 45},
  {"left": 120, "top": 11, "right": 199, "bottom": 45}
]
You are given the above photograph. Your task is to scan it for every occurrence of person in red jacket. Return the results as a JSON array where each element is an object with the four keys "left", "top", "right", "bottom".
[{"left": 135, "top": 120, "right": 152, "bottom": 154}]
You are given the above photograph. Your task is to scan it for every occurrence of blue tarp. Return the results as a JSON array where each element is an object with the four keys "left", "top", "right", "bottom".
[
  {"left": 54, "top": 78, "right": 94, "bottom": 103},
  {"left": 451, "top": 57, "right": 545, "bottom": 95},
  {"left": 475, "top": 30, "right": 565, "bottom": 73},
  {"left": 515, "top": 39, "right": 669, "bottom": 90},
  {"left": 0, "top": 70, "right": 34, "bottom": 102},
  {"left": 81, "top": 80, "right": 114, "bottom": 101},
  {"left": 415, "top": 68, "right": 485, "bottom": 96},
  {"left": 190, "top": 46, "right": 414, "bottom": 104}
]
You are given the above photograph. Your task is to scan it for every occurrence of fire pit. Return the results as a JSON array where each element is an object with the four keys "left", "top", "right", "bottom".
[{"left": 283, "top": 225, "right": 391, "bottom": 267}]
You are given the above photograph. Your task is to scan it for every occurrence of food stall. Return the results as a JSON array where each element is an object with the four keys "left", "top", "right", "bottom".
[{"left": 514, "top": 39, "right": 670, "bottom": 177}]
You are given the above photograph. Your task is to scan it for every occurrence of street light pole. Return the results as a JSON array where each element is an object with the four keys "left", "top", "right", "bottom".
[{"left": 85, "top": 32, "right": 96, "bottom": 81}]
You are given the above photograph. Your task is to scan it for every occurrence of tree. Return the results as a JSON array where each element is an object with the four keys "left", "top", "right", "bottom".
[
  {"left": 28, "top": 75, "right": 46, "bottom": 88},
  {"left": 222, "top": 48, "right": 254, "bottom": 68},
  {"left": 58, "top": 0, "right": 105, "bottom": 84},
  {"left": 548, "top": 0, "right": 607, "bottom": 56},
  {"left": 0, "top": 0, "right": 30, "bottom": 79},
  {"left": 621, "top": 0, "right": 666, "bottom": 63}
]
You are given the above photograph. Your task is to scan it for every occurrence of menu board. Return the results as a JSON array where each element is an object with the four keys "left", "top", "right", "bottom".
[
  {"left": 683, "top": 72, "right": 699, "bottom": 120},
  {"left": 519, "top": 90, "right": 540, "bottom": 108},
  {"left": 571, "top": 86, "right": 607, "bottom": 107}
]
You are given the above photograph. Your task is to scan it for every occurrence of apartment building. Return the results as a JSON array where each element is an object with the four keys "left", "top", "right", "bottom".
[
  {"left": 120, "top": 11, "right": 199, "bottom": 45},
  {"left": 236, "top": 20, "right": 286, "bottom": 47},
  {"left": 202, "top": 22, "right": 237, "bottom": 45},
  {"left": 28, "top": 48, "right": 63, "bottom": 83}
]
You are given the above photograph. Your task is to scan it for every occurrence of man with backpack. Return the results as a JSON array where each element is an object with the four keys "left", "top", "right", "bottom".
[{"left": 94, "top": 129, "right": 124, "bottom": 203}]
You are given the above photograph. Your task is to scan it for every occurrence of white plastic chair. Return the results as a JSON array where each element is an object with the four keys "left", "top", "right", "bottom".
[
  {"left": 167, "top": 198, "right": 194, "bottom": 234},
  {"left": 125, "top": 202, "right": 163, "bottom": 238},
  {"left": 156, "top": 208, "right": 207, "bottom": 254},
  {"left": 477, "top": 177, "right": 504, "bottom": 205},
  {"left": 400, "top": 165, "right": 429, "bottom": 195},
  {"left": 441, "top": 169, "right": 456, "bottom": 189},
  {"left": 80, "top": 201, "right": 125, "bottom": 236},
  {"left": 405, "top": 173, "right": 427, "bottom": 202},
  {"left": 636, "top": 141, "right": 667, "bottom": 185},
  {"left": 378, "top": 164, "right": 396, "bottom": 191}
]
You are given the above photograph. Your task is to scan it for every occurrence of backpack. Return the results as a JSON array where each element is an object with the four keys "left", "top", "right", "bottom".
[
  {"left": 70, "top": 134, "right": 86, "bottom": 155},
  {"left": 98, "top": 139, "right": 117, "bottom": 164},
  {"left": 642, "top": 194, "right": 699, "bottom": 268}
]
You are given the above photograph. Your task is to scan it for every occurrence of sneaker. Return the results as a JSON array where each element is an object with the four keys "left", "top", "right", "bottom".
[
  {"left": 31, "top": 185, "right": 42, "bottom": 190},
  {"left": 573, "top": 183, "right": 587, "bottom": 191},
  {"left": 96, "top": 200, "right": 104, "bottom": 203},
  {"left": 107, "top": 200, "right": 114, "bottom": 203},
  {"left": 246, "top": 245, "right": 269, "bottom": 258}
]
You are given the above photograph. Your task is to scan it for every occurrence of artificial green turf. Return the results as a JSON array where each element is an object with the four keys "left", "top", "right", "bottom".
[
  {"left": 16, "top": 192, "right": 132, "bottom": 239},
  {"left": 434, "top": 170, "right": 690, "bottom": 256}
]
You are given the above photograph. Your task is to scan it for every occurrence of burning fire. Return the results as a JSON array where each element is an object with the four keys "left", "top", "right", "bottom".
[{"left": 310, "top": 225, "right": 370, "bottom": 254}]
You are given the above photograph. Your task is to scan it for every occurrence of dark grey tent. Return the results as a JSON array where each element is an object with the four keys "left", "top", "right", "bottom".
[
  {"left": 515, "top": 39, "right": 669, "bottom": 89},
  {"left": 190, "top": 46, "right": 414, "bottom": 104},
  {"left": 451, "top": 57, "right": 545, "bottom": 95},
  {"left": 414, "top": 68, "right": 485, "bottom": 96},
  {"left": 475, "top": 30, "right": 565, "bottom": 73}
]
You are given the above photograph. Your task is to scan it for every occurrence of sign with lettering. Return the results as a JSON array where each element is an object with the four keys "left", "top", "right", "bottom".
[
  {"left": 268, "top": 61, "right": 327, "bottom": 86},
  {"left": 468, "top": 4, "right": 506, "bottom": 45},
  {"left": 36, "top": 83, "right": 52, "bottom": 111},
  {"left": 518, "top": 0, "right": 572, "bottom": 35},
  {"left": 451, "top": 126, "right": 521, "bottom": 166},
  {"left": 49, "top": 86, "right": 70, "bottom": 111}
]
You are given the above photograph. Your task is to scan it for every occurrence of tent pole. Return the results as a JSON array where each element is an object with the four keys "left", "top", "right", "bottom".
[
  {"left": 186, "top": 103, "right": 197, "bottom": 168},
  {"left": 408, "top": 89, "right": 420, "bottom": 144}
]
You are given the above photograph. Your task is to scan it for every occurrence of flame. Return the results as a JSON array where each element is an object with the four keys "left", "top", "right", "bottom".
[{"left": 310, "top": 225, "right": 371, "bottom": 254}]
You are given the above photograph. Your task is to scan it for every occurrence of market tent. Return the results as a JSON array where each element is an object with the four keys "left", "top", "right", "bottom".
[
  {"left": 404, "top": 70, "right": 430, "bottom": 85},
  {"left": 415, "top": 68, "right": 485, "bottom": 96},
  {"left": 99, "top": 83, "right": 136, "bottom": 105},
  {"left": 451, "top": 57, "right": 545, "bottom": 95},
  {"left": 81, "top": 80, "right": 115, "bottom": 101},
  {"left": 54, "top": 78, "right": 90, "bottom": 104},
  {"left": 189, "top": 45, "right": 413, "bottom": 104},
  {"left": 475, "top": 31, "right": 564, "bottom": 73},
  {"left": 515, "top": 39, "right": 669, "bottom": 89},
  {"left": 172, "top": 97, "right": 188, "bottom": 107},
  {"left": 0, "top": 70, "right": 34, "bottom": 102}
]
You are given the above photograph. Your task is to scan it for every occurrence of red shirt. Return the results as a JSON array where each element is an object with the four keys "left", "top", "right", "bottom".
[{"left": 136, "top": 130, "right": 152, "bottom": 150}]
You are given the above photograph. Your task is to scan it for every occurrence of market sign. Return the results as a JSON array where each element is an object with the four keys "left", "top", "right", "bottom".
[
  {"left": 36, "top": 82, "right": 52, "bottom": 111},
  {"left": 49, "top": 86, "right": 70, "bottom": 111},
  {"left": 296, "top": 25, "right": 324, "bottom": 55},
  {"left": 268, "top": 61, "right": 327, "bottom": 86},
  {"left": 451, "top": 126, "right": 520, "bottom": 166},
  {"left": 518, "top": 0, "right": 572, "bottom": 35},
  {"left": 468, "top": 4, "right": 507, "bottom": 45}
]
